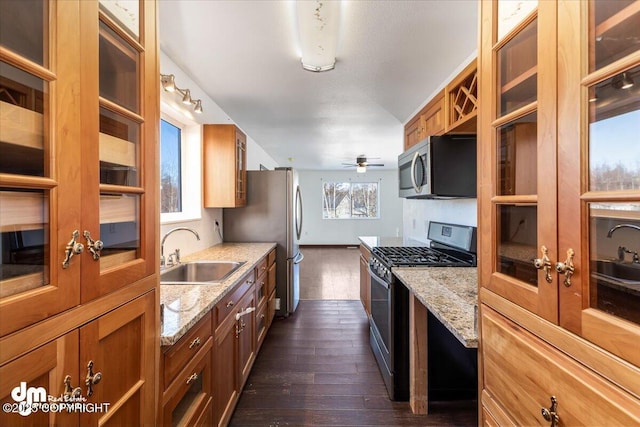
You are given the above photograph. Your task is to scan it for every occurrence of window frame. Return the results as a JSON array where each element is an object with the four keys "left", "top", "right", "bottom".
[
  {"left": 159, "top": 109, "right": 202, "bottom": 224},
  {"left": 321, "top": 181, "right": 380, "bottom": 220}
]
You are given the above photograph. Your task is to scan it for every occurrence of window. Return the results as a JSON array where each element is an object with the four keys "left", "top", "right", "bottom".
[
  {"left": 159, "top": 110, "right": 201, "bottom": 224},
  {"left": 322, "top": 182, "right": 379, "bottom": 219},
  {"left": 160, "top": 119, "right": 182, "bottom": 213}
]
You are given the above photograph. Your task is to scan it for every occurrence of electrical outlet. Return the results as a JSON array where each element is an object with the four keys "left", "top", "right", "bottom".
[{"left": 275, "top": 298, "right": 281, "bottom": 310}]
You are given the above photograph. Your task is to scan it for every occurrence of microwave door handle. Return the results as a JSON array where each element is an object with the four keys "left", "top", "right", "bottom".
[{"left": 410, "top": 151, "right": 422, "bottom": 193}]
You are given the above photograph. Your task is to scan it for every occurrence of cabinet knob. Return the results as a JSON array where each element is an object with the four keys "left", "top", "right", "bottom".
[
  {"left": 533, "top": 245, "right": 553, "bottom": 283},
  {"left": 63, "top": 375, "right": 82, "bottom": 399},
  {"left": 83, "top": 230, "right": 103, "bottom": 261},
  {"left": 62, "top": 230, "right": 84, "bottom": 269},
  {"left": 555, "top": 248, "right": 575, "bottom": 287},
  {"left": 226, "top": 300, "right": 234, "bottom": 308},
  {"left": 85, "top": 360, "right": 102, "bottom": 397},
  {"left": 540, "top": 396, "right": 559, "bottom": 427}
]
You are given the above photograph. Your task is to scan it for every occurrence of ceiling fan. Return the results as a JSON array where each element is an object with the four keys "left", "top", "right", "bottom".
[{"left": 342, "top": 155, "right": 384, "bottom": 173}]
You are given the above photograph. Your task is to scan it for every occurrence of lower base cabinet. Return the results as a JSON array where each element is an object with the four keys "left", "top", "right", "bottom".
[
  {"left": 0, "top": 290, "right": 157, "bottom": 426},
  {"left": 481, "top": 303, "right": 640, "bottom": 425}
]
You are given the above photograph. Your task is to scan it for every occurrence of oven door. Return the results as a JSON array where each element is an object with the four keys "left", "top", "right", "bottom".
[{"left": 368, "top": 264, "right": 392, "bottom": 385}]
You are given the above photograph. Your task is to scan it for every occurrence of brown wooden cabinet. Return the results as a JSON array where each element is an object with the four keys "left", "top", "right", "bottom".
[
  {"left": 404, "top": 91, "right": 446, "bottom": 150},
  {"left": 445, "top": 60, "right": 478, "bottom": 133},
  {"left": 161, "top": 313, "right": 213, "bottom": 426},
  {"left": 0, "top": 1, "right": 158, "bottom": 424},
  {"left": 478, "top": 1, "right": 640, "bottom": 424},
  {"left": 203, "top": 124, "right": 247, "bottom": 208},
  {"left": 213, "top": 269, "right": 255, "bottom": 427},
  {"left": 0, "top": 291, "right": 157, "bottom": 426},
  {"left": 359, "top": 244, "right": 371, "bottom": 316}
]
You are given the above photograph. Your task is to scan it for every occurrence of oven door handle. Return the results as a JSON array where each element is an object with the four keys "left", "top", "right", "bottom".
[{"left": 368, "top": 264, "right": 390, "bottom": 289}]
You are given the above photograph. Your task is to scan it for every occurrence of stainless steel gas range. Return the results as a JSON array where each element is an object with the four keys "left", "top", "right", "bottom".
[{"left": 368, "top": 222, "right": 477, "bottom": 401}]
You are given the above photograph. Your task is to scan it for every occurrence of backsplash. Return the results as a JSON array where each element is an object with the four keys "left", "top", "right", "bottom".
[{"left": 403, "top": 198, "right": 477, "bottom": 244}]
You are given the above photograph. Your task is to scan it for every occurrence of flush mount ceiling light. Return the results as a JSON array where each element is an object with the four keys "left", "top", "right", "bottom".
[
  {"left": 296, "top": 0, "right": 341, "bottom": 72},
  {"left": 612, "top": 72, "right": 635, "bottom": 90},
  {"left": 160, "top": 73, "right": 203, "bottom": 114}
]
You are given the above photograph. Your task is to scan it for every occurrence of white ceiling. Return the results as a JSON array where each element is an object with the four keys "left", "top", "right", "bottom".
[{"left": 158, "top": 1, "right": 478, "bottom": 170}]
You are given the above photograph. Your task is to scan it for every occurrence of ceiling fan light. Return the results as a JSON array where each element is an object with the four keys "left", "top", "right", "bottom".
[
  {"left": 296, "top": 0, "right": 341, "bottom": 73},
  {"left": 356, "top": 166, "right": 366, "bottom": 173}
]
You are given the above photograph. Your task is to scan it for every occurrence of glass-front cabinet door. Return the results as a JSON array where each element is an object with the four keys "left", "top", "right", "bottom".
[
  {"left": 480, "top": 0, "right": 561, "bottom": 322},
  {"left": 80, "top": 0, "right": 158, "bottom": 302},
  {"left": 558, "top": 0, "right": 640, "bottom": 365},
  {"left": 0, "top": 0, "right": 82, "bottom": 335}
]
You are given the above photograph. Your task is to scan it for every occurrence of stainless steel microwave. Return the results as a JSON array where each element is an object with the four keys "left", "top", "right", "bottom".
[{"left": 398, "top": 135, "right": 477, "bottom": 198}]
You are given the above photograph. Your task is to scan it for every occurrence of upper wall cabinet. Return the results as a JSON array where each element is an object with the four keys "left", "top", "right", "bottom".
[
  {"left": 404, "top": 60, "right": 478, "bottom": 150},
  {"left": 203, "top": 124, "right": 247, "bottom": 208},
  {"left": 478, "top": 0, "right": 640, "bottom": 424},
  {"left": 0, "top": 0, "right": 158, "bottom": 334}
]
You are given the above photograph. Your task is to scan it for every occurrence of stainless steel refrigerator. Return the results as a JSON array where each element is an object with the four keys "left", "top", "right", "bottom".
[{"left": 222, "top": 167, "right": 303, "bottom": 317}]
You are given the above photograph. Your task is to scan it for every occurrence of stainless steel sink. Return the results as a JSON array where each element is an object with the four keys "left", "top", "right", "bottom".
[
  {"left": 160, "top": 260, "right": 246, "bottom": 284},
  {"left": 593, "top": 260, "right": 640, "bottom": 283}
]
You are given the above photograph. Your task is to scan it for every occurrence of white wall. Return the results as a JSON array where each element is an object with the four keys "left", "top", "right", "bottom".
[
  {"left": 159, "top": 50, "right": 278, "bottom": 258},
  {"left": 402, "top": 198, "right": 477, "bottom": 245},
  {"left": 298, "top": 169, "right": 403, "bottom": 245}
]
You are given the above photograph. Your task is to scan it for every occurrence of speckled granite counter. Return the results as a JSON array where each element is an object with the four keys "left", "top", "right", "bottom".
[
  {"left": 393, "top": 267, "right": 478, "bottom": 348},
  {"left": 358, "top": 236, "right": 426, "bottom": 251},
  {"left": 160, "top": 242, "right": 276, "bottom": 346}
]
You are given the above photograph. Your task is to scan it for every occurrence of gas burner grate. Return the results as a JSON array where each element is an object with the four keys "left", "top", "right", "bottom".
[{"left": 371, "top": 246, "right": 475, "bottom": 268}]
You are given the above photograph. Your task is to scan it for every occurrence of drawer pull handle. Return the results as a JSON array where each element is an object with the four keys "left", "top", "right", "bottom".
[
  {"left": 541, "top": 396, "right": 559, "bottom": 427},
  {"left": 188, "top": 337, "right": 201, "bottom": 349},
  {"left": 85, "top": 360, "right": 102, "bottom": 397},
  {"left": 226, "top": 300, "right": 234, "bottom": 308},
  {"left": 186, "top": 373, "right": 198, "bottom": 385}
]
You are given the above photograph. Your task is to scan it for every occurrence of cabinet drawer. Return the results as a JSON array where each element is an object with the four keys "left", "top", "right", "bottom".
[
  {"left": 162, "top": 343, "right": 213, "bottom": 427},
  {"left": 256, "top": 301, "right": 268, "bottom": 350},
  {"left": 256, "top": 256, "right": 268, "bottom": 277},
  {"left": 267, "top": 248, "right": 276, "bottom": 266},
  {"left": 482, "top": 306, "right": 640, "bottom": 426},
  {"left": 215, "top": 270, "right": 255, "bottom": 327},
  {"left": 162, "top": 311, "right": 212, "bottom": 390},
  {"left": 256, "top": 268, "right": 267, "bottom": 308}
]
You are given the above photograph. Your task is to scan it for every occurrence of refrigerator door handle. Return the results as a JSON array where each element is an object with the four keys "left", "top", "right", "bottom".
[
  {"left": 295, "top": 186, "right": 303, "bottom": 240},
  {"left": 293, "top": 252, "right": 304, "bottom": 264}
]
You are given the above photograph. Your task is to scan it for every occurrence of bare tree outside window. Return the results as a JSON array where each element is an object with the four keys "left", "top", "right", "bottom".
[
  {"left": 160, "top": 119, "right": 182, "bottom": 213},
  {"left": 322, "top": 182, "right": 379, "bottom": 219}
]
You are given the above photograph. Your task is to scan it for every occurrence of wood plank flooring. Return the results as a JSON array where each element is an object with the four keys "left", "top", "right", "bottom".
[
  {"left": 299, "top": 247, "right": 361, "bottom": 300},
  {"left": 229, "top": 300, "right": 477, "bottom": 426}
]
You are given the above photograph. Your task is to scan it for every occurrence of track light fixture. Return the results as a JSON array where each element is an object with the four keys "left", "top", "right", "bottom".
[{"left": 160, "top": 73, "right": 203, "bottom": 114}]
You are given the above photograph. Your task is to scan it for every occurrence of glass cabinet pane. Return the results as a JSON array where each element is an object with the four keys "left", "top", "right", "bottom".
[
  {"left": 99, "top": 193, "right": 139, "bottom": 270},
  {"left": 588, "top": 64, "right": 640, "bottom": 191},
  {"left": 496, "top": 205, "right": 538, "bottom": 286},
  {"left": 497, "top": 112, "right": 537, "bottom": 195},
  {"left": 588, "top": 203, "right": 640, "bottom": 325},
  {"left": 99, "top": 21, "right": 139, "bottom": 113},
  {"left": 0, "top": 62, "right": 47, "bottom": 177},
  {"left": 100, "top": 107, "right": 140, "bottom": 186},
  {"left": 498, "top": 18, "right": 537, "bottom": 116},
  {"left": 0, "top": 0, "right": 47, "bottom": 66},
  {"left": 0, "top": 189, "right": 48, "bottom": 298},
  {"left": 99, "top": 0, "right": 140, "bottom": 40},
  {"left": 590, "top": 0, "right": 640, "bottom": 72}
]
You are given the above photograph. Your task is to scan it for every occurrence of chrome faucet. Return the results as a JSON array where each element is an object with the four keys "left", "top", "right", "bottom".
[
  {"left": 606, "top": 223, "right": 640, "bottom": 237},
  {"left": 161, "top": 227, "right": 200, "bottom": 268},
  {"left": 606, "top": 223, "right": 640, "bottom": 264}
]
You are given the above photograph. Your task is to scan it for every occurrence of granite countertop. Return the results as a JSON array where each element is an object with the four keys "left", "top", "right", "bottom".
[
  {"left": 358, "top": 236, "right": 426, "bottom": 251},
  {"left": 393, "top": 267, "right": 478, "bottom": 348},
  {"left": 160, "top": 242, "right": 276, "bottom": 346}
]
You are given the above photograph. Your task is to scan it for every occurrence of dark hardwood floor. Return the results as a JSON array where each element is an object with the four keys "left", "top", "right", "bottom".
[{"left": 229, "top": 300, "right": 477, "bottom": 426}]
